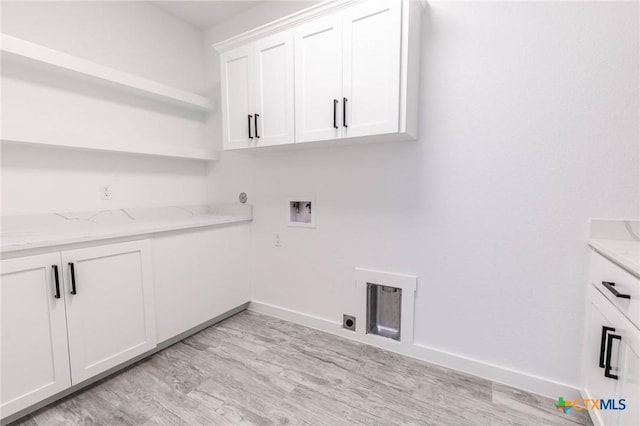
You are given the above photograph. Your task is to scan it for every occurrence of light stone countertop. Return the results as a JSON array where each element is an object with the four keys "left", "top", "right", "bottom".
[
  {"left": 588, "top": 219, "right": 640, "bottom": 277},
  {"left": 0, "top": 204, "right": 252, "bottom": 254}
]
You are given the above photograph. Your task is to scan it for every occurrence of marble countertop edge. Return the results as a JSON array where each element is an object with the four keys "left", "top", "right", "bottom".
[
  {"left": 1, "top": 215, "right": 252, "bottom": 254},
  {"left": 588, "top": 238, "right": 640, "bottom": 278},
  {"left": 1, "top": 204, "right": 252, "bottom": 254}
]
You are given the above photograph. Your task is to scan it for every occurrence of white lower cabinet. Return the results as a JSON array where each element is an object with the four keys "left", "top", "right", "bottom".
[
  {"left": 583, "top": 287, "right": 626, "bottom": 426},
  {"left": 0, "top": 253, "right": 72, "bottom": 418},
  {"left": 151, "top": 225, "right": 250, "bottom": 342},
  {"left": 61, "top": 241, "right": 156, "bottom": 384},
  {"left": 620, "top": 332, "right": 640, "bottom": 426},
  {"left": 582, "top": 253, "right": 640, "bottom": 426},
  {"left": 0, "top": 240, "right": 156, "bottom": 419}
]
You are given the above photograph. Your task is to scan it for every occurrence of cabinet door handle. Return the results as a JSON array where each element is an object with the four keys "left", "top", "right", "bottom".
[
  {"left": 599, "top": 326, "right": 615, "bottom": 368},
  {"left": 52, "top": 265, "right": 61, "bottom": 299},
  {"left": 255, "top": 114, "right": 260, "bottom": 138},
  {"left": 333, "top": 99, "right": 338, "bottom": 129},
  {"left": 604, "top": 332, "right": 621, "bottom": 380},
  {"left": 602, "top": 281, "right": 631, "bottom": 299},
  {"left": 69, "top": 262, "right": 77, "bottom": 295},
  {"left": 343, "top": 97, "right": 348, "bottom": 128},
  {"left": 248, "top": 115, "right": 253, "bottom": 139}
]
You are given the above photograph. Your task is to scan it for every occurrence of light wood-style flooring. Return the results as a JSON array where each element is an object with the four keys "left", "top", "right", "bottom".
[{"left": 12, "top": 311, "right": 592, "bottom": 426}]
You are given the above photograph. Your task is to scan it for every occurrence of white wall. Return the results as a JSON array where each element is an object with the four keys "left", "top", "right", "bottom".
[
  {"left": 1, "top": 1, "right": 210, "bottom": 215},
  {"left": 205, "top": 0, "right": 639, "bottom": 392}
]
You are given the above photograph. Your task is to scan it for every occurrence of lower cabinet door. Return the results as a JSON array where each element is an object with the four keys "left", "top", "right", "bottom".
[
  {"left": 61, "top": 240, "right": 156, "bottom": 384},
  {"left": 583, "top": 287, "right": 622, "bottom": 426},
  {"left": 1, "top": 253, "right": 71, "bottom": 418},
  {"left": 618, "top": 325, "right": 639, "bottom": 426}
]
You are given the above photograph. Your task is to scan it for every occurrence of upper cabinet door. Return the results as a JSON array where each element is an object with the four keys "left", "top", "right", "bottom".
[
  {"left": 342, "top": 1, "right": 402, "bottom": 138},
  {"left": 294, "top": 14, "right": 343, "bottom": 143},
  {"left": 61, "top": 240, "right": 156, "bottom": 384},
  {"left": 254, "top": 31, "right": 295, "bottom": 147},
  {"left": 221, "top": 45, "right": 255, "bottom": 149},
  {"left": 1, "top": 253, "right": 71, "bottom": 419}
]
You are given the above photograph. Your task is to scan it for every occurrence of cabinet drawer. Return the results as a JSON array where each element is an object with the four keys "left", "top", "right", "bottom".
[{"left": 590, "top": 250, "right": 640, "bottom": 329}]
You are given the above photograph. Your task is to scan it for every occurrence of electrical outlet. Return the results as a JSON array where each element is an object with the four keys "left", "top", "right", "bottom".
[
  {"left": 274, "top": 233, "right": 282, "bottom": 247},
  {"left": 100, "top": 184, "right": 112, "bottom": 200},
  {"left": 343, "top": 315, "right": 356, "bottom": 331}
]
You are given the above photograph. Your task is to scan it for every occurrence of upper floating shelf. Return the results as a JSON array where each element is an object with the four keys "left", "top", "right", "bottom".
[
  {"left": 0, "top": 138, "right": 219, "bottom": 161},
  {"left": 0, "top": 34, "right": 215, "bottom": 112}
]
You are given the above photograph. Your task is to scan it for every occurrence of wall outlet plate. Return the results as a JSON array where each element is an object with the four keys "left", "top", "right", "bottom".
[
  {"left": 100, "top": 184, "right": 112, "bottom": 200},
  {"left": 343, "top": 314, "right": 356, "bottom": 331}
]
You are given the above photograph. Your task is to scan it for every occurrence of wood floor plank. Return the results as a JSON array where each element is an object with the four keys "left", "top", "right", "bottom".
[
  {"left": 9, "top": 311, "right": 592, "bottom": 426},
  {"left": 491, "top": 383, "right": 593, "bottom": 426}
]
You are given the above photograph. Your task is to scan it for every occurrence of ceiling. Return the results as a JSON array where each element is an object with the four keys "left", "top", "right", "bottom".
[{"left": 153, "top": 1, "right": 265, "bottom": 29}]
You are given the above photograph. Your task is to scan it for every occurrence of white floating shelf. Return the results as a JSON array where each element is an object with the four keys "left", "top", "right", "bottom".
[
  {"left": 1, "top": 138, "right": 219, "bottom": 161},
  {"left": 1, "top": 34, "right": 215, "bottom": 112}
]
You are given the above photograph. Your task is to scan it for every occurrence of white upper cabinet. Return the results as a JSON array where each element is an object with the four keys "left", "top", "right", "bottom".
[
  {"left": 254, "top": 31, "right": 295, "bottom": 146},
  {"left": 342, "top": 1, "right": 402, "bottom": 138},
  {"left": 220, "top": 32, "right": 295, "bottom": 149},
  {"left": 220, "top": 45, "right": 255, "bottom": 149},
  {"left": 294, "top": 14, "right": 344, "bottom": 143},
  {"left": 1, "top": 254, "right": 71, "bottom": 419},
  {"left": 214, "top": 0, "right": 422, "bottom": 151},
  {"left": 61, "top": 240, "right": 156, "bottom": 384}
]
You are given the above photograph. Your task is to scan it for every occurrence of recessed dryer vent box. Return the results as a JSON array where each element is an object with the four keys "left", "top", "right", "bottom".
[
  {"left": 367, "top": 283, "right": 402, "bottom": 341},
  {"left": 287, "top": 197, "right": 314, "bottom": 228}
]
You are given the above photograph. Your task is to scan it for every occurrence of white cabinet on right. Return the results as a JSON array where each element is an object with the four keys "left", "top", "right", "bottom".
[
  {"left": 215, "top": 0, "right": 423, "bottom": 151},
  {"left": 582, "top": 250, "right": 640, "bottom": 426}
]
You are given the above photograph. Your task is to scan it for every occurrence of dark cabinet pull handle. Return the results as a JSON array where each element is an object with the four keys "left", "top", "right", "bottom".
[
  {"left": 602, "top": 281, "right": 631, "bottom": 299},
  {"left": 333, "top": 99, "right": 338, "bottom": 129},
  {"left": 255, "top": 114, "right": 260, "bottom": 138},
  {"left": 343, "top": 97, "right": 348, "bottom": 128},
  {"left": 248, "top": 115, "right": 253, "bottom": 139},
  {"left": 52, "top": 265, "right": 61, "bottom": 299},
  {"left": 604, "top": 332, "right": 621, "bottom": 380},
  {"left": 69, "top": 262, "right": 77, "bottom": 295},
  {"left": 599, "top": 326, "right": 615, "bottom": 368}
]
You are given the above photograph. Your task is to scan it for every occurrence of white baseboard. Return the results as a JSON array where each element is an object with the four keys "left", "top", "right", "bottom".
[{"left": 248, "top": 300, "right": 580, "bottom": 400}]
